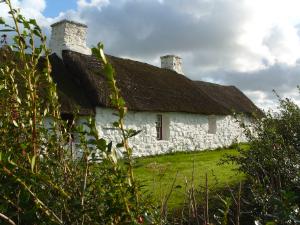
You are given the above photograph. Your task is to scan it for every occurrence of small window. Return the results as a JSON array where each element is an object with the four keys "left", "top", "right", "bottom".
[
  {"left": 208, "top": 115, "right": 217, "bottom": 134},
  {"left": 156, "top": 114, "right": 162, "bottom": 140}
]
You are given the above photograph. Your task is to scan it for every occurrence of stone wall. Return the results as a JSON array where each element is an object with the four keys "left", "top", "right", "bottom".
[{"left": 95, "top": 107, "right": 248, "bottom": 157}]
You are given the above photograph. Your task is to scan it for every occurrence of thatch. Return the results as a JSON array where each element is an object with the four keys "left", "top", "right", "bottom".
[
  {"left": 49, "top": 54, "right": 95, "bottom": 115},
  {"left": 194, "top": 81, "right": 262, "bottom": 116},
  {"left": 1, "top": 47, "right": 261, "bottom": 116},
  {"left": 55, "top": 50, "right": 260, "bottom": 116}
]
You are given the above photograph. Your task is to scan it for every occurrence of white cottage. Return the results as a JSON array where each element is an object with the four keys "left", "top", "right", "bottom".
[{"left": 48, "top": 20, "right": 261, "bottom": 157}]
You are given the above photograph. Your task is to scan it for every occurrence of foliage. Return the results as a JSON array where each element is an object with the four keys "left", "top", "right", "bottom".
[
  {"left": 226, "top": 93, "right": 300, "bottom": 224},
  {"left": 0, "top": 1, "right": 159, "bottom": 224}
]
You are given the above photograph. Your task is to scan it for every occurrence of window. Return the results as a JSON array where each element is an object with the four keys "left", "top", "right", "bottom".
[
  {"left": 155, "top": 114, "right": 170, "bottom": 140},
  {"left": 208, "top": 115, "right": 217, "bottom": 134},
  {"left": 156, "top": 114, "right": 162, "bottom": 140}
]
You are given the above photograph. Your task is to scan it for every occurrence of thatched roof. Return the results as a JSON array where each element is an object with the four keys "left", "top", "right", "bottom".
[
  {"left": 0, "top": 47, "right": 261, "bottom": 116},
  {"left": 49, "top": 54, "right": 95, "bottom": 115},
  {"left": 53, "top": 50, "right": 260, "bottom": 116},
  {"left": 194, "top": 81, "right": 261, "bottom": 115}
]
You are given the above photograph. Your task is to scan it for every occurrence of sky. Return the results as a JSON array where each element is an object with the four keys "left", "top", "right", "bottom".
[
  {"left": 1, "top": 0, "right": 300, "bottom": 110},
  {"left": 43, "top": 0, "right": 77, "bottom": 17}
]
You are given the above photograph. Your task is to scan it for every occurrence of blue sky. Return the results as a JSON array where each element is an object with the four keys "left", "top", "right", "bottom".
[{"left": 44, "top": 0, "right": 77, "bottom": 17}]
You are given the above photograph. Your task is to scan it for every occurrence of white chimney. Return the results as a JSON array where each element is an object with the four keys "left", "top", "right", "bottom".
[
  {"left": 160, "top": 55, "right": 184, "bottom": 74},
  {"left": 49, "top": 20, "right": 91, "bottom": 58}
]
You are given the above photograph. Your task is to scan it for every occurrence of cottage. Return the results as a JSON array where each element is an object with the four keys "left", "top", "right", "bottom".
[{"left": 48, "top": 20, "right": 260, "bottom": 156}]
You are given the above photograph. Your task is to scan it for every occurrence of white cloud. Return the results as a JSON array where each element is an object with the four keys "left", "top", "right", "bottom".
[
  {"left": 0, "top": 0, "right": 51, "bottom": 27},
  {"left": 244, "top": 90, "right": 275, "bottom": 110},
  {"left": 77, "top": 0, "right": 109, "bottom": 10},
  {"left": 235, "top": 0, "right": 300, "bottom": 72},
  {"left": 20, "top": 0, "right": 46, "bottom": 12}
]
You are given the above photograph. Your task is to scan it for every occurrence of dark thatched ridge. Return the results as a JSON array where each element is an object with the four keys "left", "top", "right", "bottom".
[{"left": 52, "top": 50, "right": 260, "bottom": 116}]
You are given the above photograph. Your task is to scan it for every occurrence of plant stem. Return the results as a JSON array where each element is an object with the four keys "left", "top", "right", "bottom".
[
  {"left": 205, "top": 172, "right": 209, "bottom": 225},
  {"left": 0, "top": 212, "right": 16, "bottom": 225},
  {"left": 236, "top": 182, "right": 241, "bottom": 225}
]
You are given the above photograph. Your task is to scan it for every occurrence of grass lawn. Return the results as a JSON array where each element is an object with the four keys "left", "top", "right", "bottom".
[{"left": 133, "top": 147, "right": 246, "bottom": 208}]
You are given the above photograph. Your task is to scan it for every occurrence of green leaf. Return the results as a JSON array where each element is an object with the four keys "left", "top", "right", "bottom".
[
  {"left": 29, "top": 37, "right": 33, "bottom": 47},
  {"left": 31, "top": 155, "right": 37, "bottom": 172},
  {"left": 118, "top": 97, "right": 126, "bottom": 107},
  {"left": 43, "top": 108, "right": 48, "bottom": 116},
  {"left": 116, "top": 142, "right": 124, "bottom": 148},
  {"left": 104, "top": 64, "right": 114, "bottom": 81},
  {"left": 8, "top": 9, "right": 18, "bottom": 15},
  {"left": 127, "top": 129, "right": 142, "bottom": 138},
  {"left": 17, "top": 14, "right": 25, "bottom": 22},
  {"left": 34, "top": 47, "right": 42, "bottom": 55},
  {"left": 98, "top": 138, "right": 106, "bottom": 151},
  {"left": 22, "top": 29, "right": 28, "bottom": 37},
  {"left": 12, "top": 120, "right": 18, "bottom": 127},
  {"left": 23, "top": 20, "right": 30, "bottom": 29},
  {"left": 29, "top": 19, "right": 37, "bottom": 26},
  {"left": 97, "top": 42, "right": 104, "bottom": 50},
  {"left": 16, "top": 96, "right": 21, "bottom": 104},
  {"left": 91, "top": 47, "right": 100, "bottom": 59},
  {"left": 99, "top": 47, "right": 107, "bottom": 64},
  {"left": 107, "top": 141, "right": 112, "bottom": 153},
  {"left": 113, "top": 121, "right": 119, "bottom": 128},
  {"left": 0, "top": 29, "right": 14, "bottom": 32},
  {"left": 33, "top": 29, "right": 41, "bottom": 37},
  {"left": 0, "top": 17, "right": 5, "bottom": 24}
]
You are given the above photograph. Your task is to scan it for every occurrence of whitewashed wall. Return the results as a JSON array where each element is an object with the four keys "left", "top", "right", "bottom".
[
  {"left": 49, "top": 20, "right": 91, "bottom": 58},
  {"left": 95, "top": 107, "right": 248, "bottom": 157}
]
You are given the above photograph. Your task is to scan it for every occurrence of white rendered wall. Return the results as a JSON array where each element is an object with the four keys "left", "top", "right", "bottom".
[{"left": 95, "top": 107, "right": 247, "bottom": 157}]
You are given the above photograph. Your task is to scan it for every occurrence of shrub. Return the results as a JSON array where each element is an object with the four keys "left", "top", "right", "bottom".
[{"left": 226, "top": 93, "right": 300, "bottom": 224}]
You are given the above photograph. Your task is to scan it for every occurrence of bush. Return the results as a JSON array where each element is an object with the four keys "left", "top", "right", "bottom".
[{"left": 226, "top": 93, "right": 300, "bottom": 224}]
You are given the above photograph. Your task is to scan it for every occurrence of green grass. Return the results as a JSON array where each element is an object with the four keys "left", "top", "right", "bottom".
[{"left": 134, "top": 147, "right": 246, "bottom": 208}]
